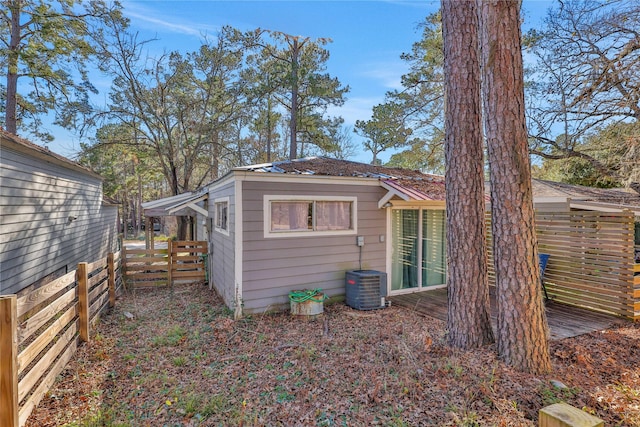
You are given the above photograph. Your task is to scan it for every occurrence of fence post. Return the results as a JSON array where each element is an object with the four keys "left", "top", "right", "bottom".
[
  {"left": 77, "top": 262, "right": 90, "bottom": 342},
  {"left": 107, "top": 253, "right": 116, "bottom": 308},
  {"left": 121, "top": 244, "right": 128, "bottom": 291},
  {"left": 168, "top": 239, "right": 173, "bottom": 288},
  {"left": 0, "top": 295, "right": 19, "bottom": 427}
]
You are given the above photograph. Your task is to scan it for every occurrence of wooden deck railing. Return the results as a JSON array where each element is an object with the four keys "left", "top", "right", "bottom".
[
  {"left": 0, "top": 250, "right": 123, "bottom": 427},
  {"left": 122, "top": 240, "right": 207, "bottom": 288},
  {"left": 487, "top": 211, "right": 638, "bottom": 320}
]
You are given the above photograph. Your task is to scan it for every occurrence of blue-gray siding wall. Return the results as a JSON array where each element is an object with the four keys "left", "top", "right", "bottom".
[
  {"left": 241, "top": 179, "right": 387, "bottom": 314},
  {"left": 208, "top": 181, "right": 236, "bottom": 308},
  {"left": 0, "top": 146, "right": 118, "bottom": 295}
]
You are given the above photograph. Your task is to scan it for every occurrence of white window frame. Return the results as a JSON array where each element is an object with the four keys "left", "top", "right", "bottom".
[
  {"left": 214, "top": 197, "right": 230, "bottom": 236},
  {"left": 264, "top": 195, "right": 357, "bottom": 238}
]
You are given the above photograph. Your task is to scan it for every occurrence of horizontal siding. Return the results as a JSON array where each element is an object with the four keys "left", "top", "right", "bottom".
[
  {"left": 0, "top": 147, "right": 118, "bottom": 294},
  {"left": 241, "top": 180, "right": 387, "bottom": 314},
  {"left": 208, "top": 182, "right": 236, "bottom": 308},
  {"left": 195, "top": 212, "right": 206, "bottom": 241}
]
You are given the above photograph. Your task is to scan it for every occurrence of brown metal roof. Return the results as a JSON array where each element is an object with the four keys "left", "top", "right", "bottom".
[
  {"left": 236, "top": 158, "right": 640, "bottom": 207},
  {"left": 382, "top": 178, "right": 446, "bottom": 201}
]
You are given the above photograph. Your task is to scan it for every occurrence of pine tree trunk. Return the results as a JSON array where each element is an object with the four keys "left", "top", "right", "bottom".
[
  {"left": 5, "top": 0, "right": 20, "bottom": 134},
  {"left": 442, "top": 0, "right": 494, "bottom": 349},
  {"left": 478, "top": 0, "right": 551, "bottom": 373},
  {"left": 289, "top": 39, "right": 299, "bottom": 160}
]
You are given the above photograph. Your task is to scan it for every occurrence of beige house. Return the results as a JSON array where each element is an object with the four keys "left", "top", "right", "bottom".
[
  {"left": 531, "top": 178, "right": 640, "bottom": 216},
  {"left": 530, "top": 179, "right": 640, "bottom": 262},
  {"left": 145, "top": 157, "right": 640, "bottom": 317},
  {"left": 145, "top": 157, "right": 448, "bottom": 315}
]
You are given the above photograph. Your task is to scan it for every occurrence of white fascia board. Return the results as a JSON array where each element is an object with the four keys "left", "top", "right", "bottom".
[
  {"left": 234, "top": 170, "right": 381, "bottom": 187},
  {"left": 533, "top": 196, "right": 570, "bottom": 204},
  {"left": 167, "top": 194, "right": 209, "bottom": 216},
  {"left": 386, "top": 200, "right": 446, "bottom": 209},
  {"left": 168, "top": 202, "right": 208, "bottom": 217},
  {"left": 378, "top": 191, "right": 396, "bottom": 209},
  {"left": 203, "top": 170, "right": 237, "bottom": 192},
  {"left": 377, "top": 181, "right": 412, "bottom": 209},
  {"left": 569, "top": 201, "right": 640, "bottom": 217},
  {"left": 142, "top": 192, "right": 194, "bottom": 209},
  {"left": 379, "top": 180, "right": 411, "bottom": 201}
]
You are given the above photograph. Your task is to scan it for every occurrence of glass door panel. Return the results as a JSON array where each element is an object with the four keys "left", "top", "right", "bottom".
[
  {"left": 422, "top": 210, "right": 446, "bottom": 287},
  {"left": 391, "top": 209, "right": 419, "bottom": 290}
]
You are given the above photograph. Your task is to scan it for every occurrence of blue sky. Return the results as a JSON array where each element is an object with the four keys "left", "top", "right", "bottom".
[{"left": 47, "top": 0, "right": 552, "bottom": 163}]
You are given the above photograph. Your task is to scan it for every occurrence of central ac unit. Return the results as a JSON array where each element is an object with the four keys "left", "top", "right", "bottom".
[{"left": 345, "top": 270, "right": 388, "bottom": 310}]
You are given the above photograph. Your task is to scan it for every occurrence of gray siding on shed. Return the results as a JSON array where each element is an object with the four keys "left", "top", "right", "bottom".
[
  {"left": 1, "top": 146, "right": 118, "bottom": 295},
  {"left": 195, "top": 212, "right": 207, "bottom": 241},
  {"left": 208, "top": 181, "right": 236, "bottom": 308},
  {"left": 241, "top": 179, "right": 387, "bottom": 314}
]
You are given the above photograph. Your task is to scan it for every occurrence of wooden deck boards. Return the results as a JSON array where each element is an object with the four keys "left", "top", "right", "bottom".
[{"left": 390, "top": 288, "right": 623, "bottom": 340}]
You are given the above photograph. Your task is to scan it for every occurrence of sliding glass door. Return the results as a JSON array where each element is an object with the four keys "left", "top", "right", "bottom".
[
  {"left": 422, "top": 210, "right": 446, "bottom": 286},
  {"left": 391, "top": 210, "right": 419, "bottom": 291},
  {"left": 391, "top": 208, "right": 446, "bottom": 292}
]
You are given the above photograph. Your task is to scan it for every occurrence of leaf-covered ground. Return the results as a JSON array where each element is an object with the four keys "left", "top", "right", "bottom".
[{"left": 25, "top": 283, "right": 640, "bottom": 426}]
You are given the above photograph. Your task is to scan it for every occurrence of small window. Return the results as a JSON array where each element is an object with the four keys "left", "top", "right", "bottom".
[
  {"left": 214, "top": 198, "right": 229, "bottom": 235},
  {"left": 271, "top": 201, "right": 312, "bottom": 231},
  {"left": 264, "top": 196, "right": 356, "bottom": 238},
  {"left": 316, "top": 201, "right": 352, "bottom": 231}
]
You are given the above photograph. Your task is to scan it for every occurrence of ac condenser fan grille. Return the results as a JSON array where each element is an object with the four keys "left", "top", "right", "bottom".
[{"left": 345, "top": 270, "right": 387, "bottom": 310}]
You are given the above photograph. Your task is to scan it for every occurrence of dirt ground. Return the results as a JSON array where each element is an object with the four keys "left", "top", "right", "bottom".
[{"left": 25, "top": 283, "right": 640, "bottom": 426}]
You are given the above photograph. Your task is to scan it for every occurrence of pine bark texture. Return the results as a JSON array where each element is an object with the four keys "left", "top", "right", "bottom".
[
  {"left": 478, "top": 0, "right": 551, "bottom": 373},
  {"left": 442, "top": 0, "right": 494, "bottom": 348},
  {"left": 289, "top": 38, "right": 299, "bottom": 160},
  {"left": 6, "top": 0, "right": 20, "bottom": 134}
]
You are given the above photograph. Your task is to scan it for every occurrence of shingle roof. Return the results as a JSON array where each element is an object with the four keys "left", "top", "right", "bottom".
[
  {"left": 532, "top": 179, "right": 640, "bottom": 206},
  {"left": 234, "top": 157, "right": 640, "bottom": 207},
  {"left": 235, "top": 157, "right": 447, "bottom": 201},
  {"left": 0, "top": 129, "right": 101, "bottom": 179}
]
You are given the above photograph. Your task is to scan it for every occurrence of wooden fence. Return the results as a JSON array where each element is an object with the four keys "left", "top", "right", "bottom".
[
  {"left": 633, "top": 259, "right": 640, "bottom": 319},
  {"left": 122, "top": 240, "right": 207, "bottom": 288},
  {"left": 487, "top": 211, "right": 638, "bottom": 320},
  {"left": 0, "top": 250, "right": 123, "bottom": 427}
]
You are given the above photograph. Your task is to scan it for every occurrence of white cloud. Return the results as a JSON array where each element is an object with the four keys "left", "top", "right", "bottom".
[
  {"left": 126, "top": 12, "right": 205, "bottom": 37},
  {"left": 358, "top": 60, "right": 409, "bottom": 91},
  {"left": 327, "top": 96, "right": 383, "bottom": 127},
  {"left": 122, "top": 3, "right": 220, "bottom": 38}
]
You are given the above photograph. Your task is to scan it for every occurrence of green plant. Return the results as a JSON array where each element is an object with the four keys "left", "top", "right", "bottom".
[
  {"left": 152, "top": 325, "right": 187, "bottom": 347},
  {"left": 613, "top": 382, "right": 640, "bottom": 399},
  {"left": 445, "top": 402, "right": 458, "bottom": 413},
  {"left": 443, "top": 360, "right": 464, "bottom": 378},
  {"left": 539, "top": 383, "right": 581, "bottom": 406},
  {"left": 316, "top": 410, "right": 349, "bottom": 427},
  {"left": 177, "top": 392, "right": 230, "bottom": 420},
  {"left": 460, "top": 411, "right": 480, "bottom": 427},
  {"left": 276, "top": 391, "right": 295, "bottom": 403},
  {"left": 381, "top": 404, "right": 408, "bottom": 426},
  {"left": 62, "top": 408, "right": 128, "bottom": 427},
  {"left": 192, "top": 351, "right": 206, "bottom": 362},
  {"left": 172, "top": 356, "right": 187, "bottom": 367}
]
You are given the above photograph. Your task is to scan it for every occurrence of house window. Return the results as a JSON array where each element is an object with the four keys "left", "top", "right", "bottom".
[
  {"left": 264, "top": 196, "right": 357, "bottom": 238},
  {"left": 214, "top": 197, "right": 229, "bottom": 235}
]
